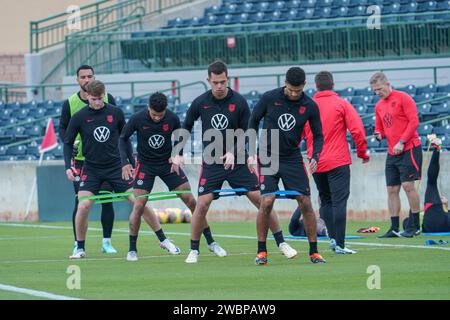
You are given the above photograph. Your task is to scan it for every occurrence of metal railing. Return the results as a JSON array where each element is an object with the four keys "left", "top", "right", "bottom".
[
  {"left": 30, "top": 0, "right": 194, "bottom": 53},
  {"left": 65, "top": 11, "right": 450, "bottom": 74}
]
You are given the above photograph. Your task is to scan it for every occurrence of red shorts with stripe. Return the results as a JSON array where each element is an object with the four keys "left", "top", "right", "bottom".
[{"left": 385, "top": 145, "right": 422, "bottom": 186}]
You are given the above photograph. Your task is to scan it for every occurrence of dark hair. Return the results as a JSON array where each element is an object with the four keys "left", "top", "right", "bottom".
[
  {"left": 76, "top": 65, "right": 94, "bottom": 77},
  {"left": 149, "top": 92, "right": 168, "bottom": 112},
  {"left": 208, "top": 60, "right": 228, "bottom": 77},
  {"left": 85, "top": 80, "right": 105, "bottom": 97},
  {"left": 285, "top": 67, "right": 306, "bottom": 86},
  {"left": 315, "top": 71, "right": 334, "bottom": 91}
]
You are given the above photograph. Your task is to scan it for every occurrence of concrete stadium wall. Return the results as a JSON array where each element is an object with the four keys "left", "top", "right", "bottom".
[
  {"left": 62, "top": 57, "right": 450, "bottom": 103},
  {"left": 1, "top": 153, "right": 449, "bottom": 222}
]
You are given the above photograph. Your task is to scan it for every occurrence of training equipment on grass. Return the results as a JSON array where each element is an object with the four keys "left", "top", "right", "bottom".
[
  {"left": 166, "top": 208, "right": 183, "bottom": 224},
  {"left": 425, "top": 239, "right": 450, "bottom": 245},
  {"left": 79, "top": 190, "right": 192, "bottom": 204},
  {"left": 136, "top": 190, "right": 192, "bottom": 201},
  {"left": 155, "top": 208, "right": 192, "bottom": 224},
  {"left": 265, "top": 190, "right": 303, "bottom": 199},
  {"left": 284, "top": 235, "right": 364, "bottom": 240},
  {"left": 422, "top": 232, "right": 450, "bottom": 236},
  {"left": 182, "top": 209, "right": 192, "bottom": 223},
  {"left": 212, "top": 188, "right": 249, "bottom": 197},
  {"left": 357, "top": 227, "right": 380, "bottom": 233}
]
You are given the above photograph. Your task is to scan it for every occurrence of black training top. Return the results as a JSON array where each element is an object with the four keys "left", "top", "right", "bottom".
[
  {"left": 182, "top": 88, "right": 250, "bottom": 158},
  {"left": 119, "top": 108, "right": 181, "bottom": 166},
  {"left": 63, "top": 103, "right": 129, "bottom": 170},
  {"left": 59, "top": 92, "right": 116, "bottom": 142},
  {"left": 248, "top": 87, "right": 323, "bottom": 160}
]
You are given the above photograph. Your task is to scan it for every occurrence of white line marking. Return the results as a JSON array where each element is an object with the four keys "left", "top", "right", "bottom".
[{"left": 0, "top": 283, "right": 82, "bottom": 300}]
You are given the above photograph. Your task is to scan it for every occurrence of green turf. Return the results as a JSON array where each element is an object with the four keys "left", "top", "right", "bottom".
[{"left": 0, "top": 221, "right": 449, "bottom": 300}]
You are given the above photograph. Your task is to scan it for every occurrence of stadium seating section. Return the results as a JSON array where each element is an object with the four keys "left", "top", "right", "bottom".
[{"left": 0, "top": 82, "right": 449, "bottom": 161}]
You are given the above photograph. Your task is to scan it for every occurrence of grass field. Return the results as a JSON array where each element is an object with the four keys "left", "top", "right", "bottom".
[{"left": 0, "top": 220, "right": 449, "bottom": 300}]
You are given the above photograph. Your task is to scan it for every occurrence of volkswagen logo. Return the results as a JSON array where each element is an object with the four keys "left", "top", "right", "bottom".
[
  {"left": 278, "top": 113, "right": 296, "bottom": 131},
  {"left": 148, "top": 134, "right": 165, "bottom": 149},
  {"left": 93, "top": 126, "right": 110, "bottom": 142},
  {"left": 211, "top": 114, "right": 229, "bottom": 131}
]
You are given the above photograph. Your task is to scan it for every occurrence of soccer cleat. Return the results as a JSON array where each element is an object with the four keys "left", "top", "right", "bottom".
[
  {"left": 72, "top": 242, "right": 78, "bottom": 256},
  {"left": 101, "top": 239, "right": 118, "bottom": 254},
  {"left": 69, "top": 249, "right": 86, "bottom": 259},
  {"left": 160, "top": 239, "right": 181, "bottom": 255},
  {"left": 126, "top": 251, "right": 138, "bottom": 261},
  {"left": 329, "top": 238, "right": 337, "bottom": 251},
  {"left": 377, "top": 228, "right": 401, "bottom": 238},
  {"left": 255, "top": 251, "right": 268, "bottom": 265},
  {"left": 208, "top": 242, "right": 227, "bottom": 257},
  {"left": 335, "top": 245, "right": 357, "bottom": 254},
  {"left": 400, "top": 228, "right": 419, "bottom": 238},
  {"left": 310, "top": 253, "right": 326, "bottom": 264},
  {"left": 278, "top": 242, "right": 297, "bottom": 259},
  {"left": 185, "top": 250, "right": 199, "bottom": 263}
]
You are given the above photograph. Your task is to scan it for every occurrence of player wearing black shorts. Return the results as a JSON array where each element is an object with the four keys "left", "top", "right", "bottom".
[
  {"left": 63, "top": 80, "right": 176, "bottom": 259},
  {"left": 182, "top": 60, "right": 297, "bottom": 263},
  {"left": 119, "top": 92, "right": 198, "bottom": 260},
  {"left": 248, "top": 67, "right": 326, "bottom": 264},
  {"left": 59, "top": 65, "right": 117, "bottom": 255}
]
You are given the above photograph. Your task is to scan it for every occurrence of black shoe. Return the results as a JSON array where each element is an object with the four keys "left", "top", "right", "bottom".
[
  {"left": 400, "top": 228, "right": 419, "bottom": 238},
  {"left": 377, "top": 228, "right": 401, "bottom": 238}
]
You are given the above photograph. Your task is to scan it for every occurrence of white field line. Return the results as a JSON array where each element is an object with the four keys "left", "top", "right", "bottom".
[
  {"left": 0, "top": 283, "right": 82, "bottom": 300},
  {"left": 1, "top": 223, "right": 450, "bottom": 252}
]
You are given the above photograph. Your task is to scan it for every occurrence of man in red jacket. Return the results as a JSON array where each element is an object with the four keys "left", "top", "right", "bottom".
[
  {"left": 304, "top": 71, "right": 369, "bottom": 254},
  {"left": 370, "top": 72, "right": 422, "bottom": 238}
]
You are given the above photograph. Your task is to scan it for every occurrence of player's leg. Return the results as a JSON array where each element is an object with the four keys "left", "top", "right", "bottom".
[
  {"left": 70, "top": 160, "right": 83, "bottom": 254},
  {"left": 70, "top": 190, "right": 95, "bottom": 259},
  {"left": 124, "top": 188, "right": 148, "bottom": 261},
  {"left": 312, "top": 172, "right": 334, "bottom": 249},
  {"left": 99, "top": 182, "right": 116, "bottom": 253}
]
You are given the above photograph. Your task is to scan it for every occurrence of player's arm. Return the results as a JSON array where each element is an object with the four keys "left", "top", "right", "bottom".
[
  {"left": 247, "top": 94, "right": 267, "bottom": 172},
  {"left": 308, "top": 102, "right": 324, "bottom": 173},
  {"left": 170, "top": 116, "right": 184, "bottom": 175},
  {"left": 107, "top": 94, "right": 117, "bottom": 106},
  {"left": 63, "top": 116, "right": 80, "bottom": 181},
  {"left": 374, "top": 105, "right": 384, "bottom": 141},
  {"left": 118, "top": 113, "right": 135, "bottom": 180},
  {"left": 345, "top": 101, "right": 370, "bottom": 163},
  {"left": 59, "top": 100, "right": 70, "bottom": 141}
]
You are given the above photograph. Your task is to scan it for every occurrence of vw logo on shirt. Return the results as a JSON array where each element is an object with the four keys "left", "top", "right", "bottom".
[
  {"left": 93, "top": 126, "right": 110, "bottom": 142},
  {"left": 148, "top": 134, "right": 165, "bottom": 149},
  {"left": 278, "top": 113, "right": 296, "bottom": 131},
  {"left": 211, "top": 114, "right": 229, "bottom": 131}
]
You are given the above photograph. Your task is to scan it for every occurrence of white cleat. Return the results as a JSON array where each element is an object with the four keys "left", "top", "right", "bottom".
[
  {"left": 126, "top": 251, "right": 138, "bottom": 261},
  {"left": 278, "top": 242, "right": 298, "bottom": 259},
  {"left": 160, "top": 239, "right": 181, "bottom": 255},
  {"left": 69, "top": 249, "right": 86, "bottom": 259},
  {"left": 335, "top": 245, "right": 357, "bottom": 254},
  {"left": 329, "top": 238, "right": 337, "bottom": 251},
  {"left": 185, "top": 250, "right": 199, "bottom": 263},
  {"left": 72, "top": 242, "right": 78, "bottom": 256},
  {"left": 208, "top": 242, "right": 227, "bottom": 257}
]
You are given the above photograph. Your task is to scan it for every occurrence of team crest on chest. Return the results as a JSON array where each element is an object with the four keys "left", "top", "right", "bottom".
[
  {"left": 229, "top": 104, "right": 235, "bottom": 112},
  {"left": 299, "top": 106, "right": 306, "bottom": 114},
  {"left": 163, "top": 123, "right": 169, "bottom": 132},
  {"left": 107, "top": 115, "right": 113, "bottom": 123}
]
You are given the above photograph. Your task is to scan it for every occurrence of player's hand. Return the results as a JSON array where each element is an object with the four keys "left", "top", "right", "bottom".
[
  {"left": 361, "top": 151, "right": 370, "bottom": 164},
  {"left": 122, "top": 164, "right": 134, "bottom": 181},
  {"left": 66, "top": 168, "right": 76, "bottom": 181},
  {"left": 169, "top": 155, "right": 184, "bottom": 175},
  {"left": 374, "top": 132, "right": 382, "bottom": 141},
  {"left": 309, "top": 158, "right": 318, "bottom": 174},
  {"left": 247, "top": 155, "right": 257, "bottom": 175},
  {"left": 221, "top": 152, "right": 235, "bottom": 170},
  {"left": 393, "top": 142, "right": 404, "bottom": 155}
]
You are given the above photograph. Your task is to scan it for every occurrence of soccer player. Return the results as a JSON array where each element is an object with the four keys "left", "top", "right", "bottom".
[
  {"left": 248, "top": 66, "right": 326, "bottom": 264},
  {"left": 59, "top": 65, "right": 117, "bottom": 255},
  {"left": 403, "top": 135, "right": 450, "bottom": 233},
  {"left": 63, "top": 80, "right": 178, "bottom": 259},
  {"left": 288, "top": 207, "right": 328, "bottom": 237},
  {"left": 119, "top": 92, "right": 200, "bottom": 261},
  {"left": 370, "top": 72, "right": 423, "bottom": 238},
  {"left": 304, "top": 71, "right": 370, "bottom": 254},
  {"left": 182, "top": 60, "right": 297, "bottom": 263}
]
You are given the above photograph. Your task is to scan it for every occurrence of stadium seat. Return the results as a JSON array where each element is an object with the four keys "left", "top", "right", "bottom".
[
  {"left": 7, "top": 145, "right": 27, "bottom": 156},
  {"left": 414, "top": 93, "right": 434, "bottom": 103},
  {"left": 399, "top": 2, "right": 418, "bottom": 13},
  {"left": 417, "top": 0, "right": 437, "bottom": 12},
  {"left": 436, "top": 0, "right": 450, "bottom": 11},
  {"left": 396, "top": 84, "right": 416, "bottom": 95},
  {"left": 337, "top": 87, "right": 355, "bottom": 96},
  {"left": 431, "top": 102, "right": 449, "bottom": 116},
  {"left": 433, "top": 124, "right": 450, "bottom": 136},
  {"left": 416, "top": 83, "right": 437, "bottom": 95},
  {"left": 437, "top": 84, "right": 450, "bottom": 93},
  {"left": 417, "top": 123, "right": 433, "bottom": 135},
  {"left": 367, "top": 137, "right": 380, "bottom": 150}
]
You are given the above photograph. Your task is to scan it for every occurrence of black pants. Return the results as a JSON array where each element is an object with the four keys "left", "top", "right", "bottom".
[{"left": 313, "top": 165, "right": 350, "bottom": 248}]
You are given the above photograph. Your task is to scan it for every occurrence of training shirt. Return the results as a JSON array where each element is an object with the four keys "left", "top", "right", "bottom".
[
  {"left": 374, "top": 89, "right": 421, "bottom": 155},
  {"left": 119, "top": 109, "right": 181, "bottom": 166},
  {"left": 182, "top": 88, "right": 250, "bottom": 158},
  {"left": 304, "top": 90, "right": 368, "bottom": 173},
  {"left": 248, "top": 87, "right": 323, "bottom": 160},
  {"left": 63, "top": 103, "right": 130, "bottom": 170}
]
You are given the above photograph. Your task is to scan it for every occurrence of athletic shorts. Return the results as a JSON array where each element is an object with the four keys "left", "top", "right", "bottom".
[
  {"left": 78, "top": 162, "right": 132, "bottom": 195},
  {"left": 133, "top": 160, "right": 188, "bottom": 192},
  {"left": 72, "top": 160, "right": 113, "bottom": 194},
  {"left": 197, "top": 163, "right": 259, "bottom": 199},
  {"left": 258, "top": 155, "right": 311, "bottom": 197},
  {"left": 385, "top": 145, "right": 422, "bottom": 186}
]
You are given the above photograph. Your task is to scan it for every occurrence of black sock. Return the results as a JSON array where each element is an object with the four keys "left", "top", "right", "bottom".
[
  {"left": 155, "top": 229, "right": 166, "bottom": 242},
  {"left": 272, "top": 230, "right": 284, "bottom": 247},
  {"left": 72, "top": 198, "right": 78, "bottom": 241},
  {"left": 101, "top": 202, "right": 114, "bottom": 238},
  {"left": 77, "top": 240, "right": 85, "bottom": 250},
  {"left": 191, "top": 240, "right": 200, "bottom": 251},
  {"left": 411, "top": 211, "right": 420, "bottom": 229},
  {"left": 309, "top": 242, "right": 318, "bottom": 256},
  {"left": 391, "top": 216, "right": 400, "bottom": 231},
  {"left": 203, "top": 227, "right": 215, "bottom": 245},
  {"left": 129, "top": 235, "right": 138, "bottom": 252},
  {"left": 258, "top": 241, "right": 267, "bottom": 253}
]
